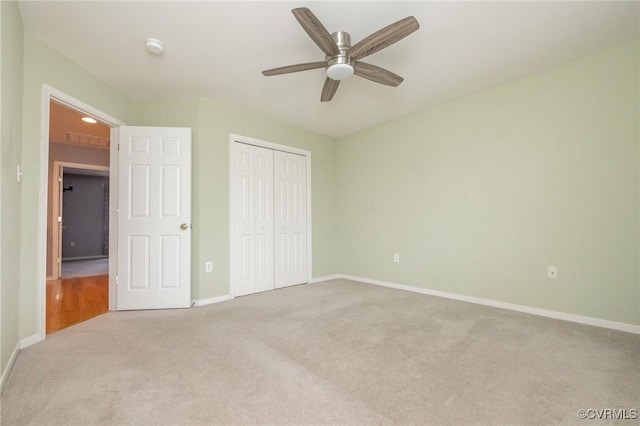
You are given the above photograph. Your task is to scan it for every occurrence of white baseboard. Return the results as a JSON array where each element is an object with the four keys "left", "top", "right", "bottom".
[
  {"left": 191, "top": 294, "right": 233, "bottom": 307},
  {"left": 1, "top": 333, "right": 45, "bottom": 394},
  {"left": 309, "top": 274, "right": 341, "bottom": 284},
  {"left": 20, "top": 333, "right": 42, "bottom": 349},
  {"left": 0, "top": 341, "right": 20, "bottom": 394},
  {"left": 338, "top": 274, "right": 640, "bottom": 335},
  {"left": 193, "top": 278, "right": 338, "bottom": 304}
]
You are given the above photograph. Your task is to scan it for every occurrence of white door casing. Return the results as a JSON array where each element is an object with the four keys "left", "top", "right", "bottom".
[
  {"left": 39, "top": 86, "right": 125, "bottom": 343},
  {"left": 274, "top": 150, "right": 308, "bottom": 288},
  {"left": 117, "top": 126, "right": 192, "bottom": 310},
  {"left": 234, "top": 143, "right": 274, "bottom": 297},
  {"left": 56, "top": 165, "right": 63, "bottom": 279}
]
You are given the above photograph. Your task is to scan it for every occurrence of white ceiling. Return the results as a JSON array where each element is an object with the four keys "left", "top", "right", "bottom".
[{"left": 18, "top": 1, "right": 639, "bottom": 138}]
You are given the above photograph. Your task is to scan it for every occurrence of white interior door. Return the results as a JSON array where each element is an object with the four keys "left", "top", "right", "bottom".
[
  {"left": 234, "top": 143, "right": 274, "bottom": 296},
  {"left": 117, "top": 126, "right": 191, "bottom": 310},
  {"left": 274, "top": 150, "right": 307, "bottom": 288}
]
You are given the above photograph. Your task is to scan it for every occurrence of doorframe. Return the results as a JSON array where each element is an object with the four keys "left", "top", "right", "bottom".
[
  {"left": 228, "top": 133, "right": 312, "bottom": 298},
  {"left": 38, "top": 85, "right": 125, "bottom": 341},
  {"left": 50, "top": 161, "right": 110, "bottom": 280}
]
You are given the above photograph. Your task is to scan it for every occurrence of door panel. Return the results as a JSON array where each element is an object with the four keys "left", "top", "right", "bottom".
[
  {"left": 254, "top": 146, "right": 274, "bottom": 292},
  {"left": 274, "top": 150, "right": 307, "bottom": 288},
  {"left": 129, "top": 165, "right": 150, "bottom": 217},
  {"left": 161, "top": 166, "right": 181, "bottom": 217},
  {"left": 234, "top": 143, "right": 256, "bottom": 296},
  {"left": 160, "top": 235, "right": 180, "bottom": 288},
  {"left": 117, "top": 126, "right": 191, "bottom": 310},
  {"left": 233, "top": 143, "right": 274, "bottom": 296},
  {"left": 128, "top": 235, "right": 150, "bottom": 290}
]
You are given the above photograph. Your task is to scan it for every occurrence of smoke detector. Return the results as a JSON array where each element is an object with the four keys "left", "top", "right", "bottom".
[{"left": 145, "top": 38, "right": 164, "bottom": 55}]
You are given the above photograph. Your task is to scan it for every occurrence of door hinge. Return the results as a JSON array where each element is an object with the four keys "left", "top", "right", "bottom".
[
  {"left": 57, "top": 216, "right": 62, "bottom": 223},
  {"left": 58, "top": 177, "right": 62, "bottom": 182},
  {"left": 115, "top": 276, "right": 119, "bottom": 285},
  {"left": 58, "top": 257, "right": 61, "bottom": 264}
]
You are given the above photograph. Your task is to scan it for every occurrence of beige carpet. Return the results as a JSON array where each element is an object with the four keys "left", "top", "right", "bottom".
[{"left": 2, "top": 279, "right": 638, "bottom": 425}]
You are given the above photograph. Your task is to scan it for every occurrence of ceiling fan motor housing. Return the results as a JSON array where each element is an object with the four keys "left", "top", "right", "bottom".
[{"left": 326, "top": 31, "right": 354, "bottom": 80}]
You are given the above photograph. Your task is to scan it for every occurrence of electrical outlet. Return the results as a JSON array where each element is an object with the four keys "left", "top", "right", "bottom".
[
  {"left": 393, "top": 253, "right": 400, "bottom": 263},
  {"left": 205, "top": 261, "right": 213, "bottom": 273},
  {"left": 70, "top": 241, "right": 75, "bottom": 247},
  {"left": 547, "top": 265, "right": 558, "bottom": 279}
]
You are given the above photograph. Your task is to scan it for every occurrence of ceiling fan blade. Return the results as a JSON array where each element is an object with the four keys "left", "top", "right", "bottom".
[
  {"left": 292, "top": 8, "right": 340, "bottom": 57},
  {"left": 350, "top": 16, "right": 419, "bottom": 60},
  {"left": 321, "top": 78, "right": 340, "bottom": 102},
  {"left": 353, "top": 61, "right": 404, "bottom": 87},
  {"left": 262, "top": 61, "right": 326, "bottom": 76}
]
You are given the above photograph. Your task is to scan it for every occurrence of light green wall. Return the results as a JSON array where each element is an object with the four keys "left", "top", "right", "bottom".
[
  {"left": 336, "top": 41, "right": 640, "bottom": 325},
  {"left": 1, "top": 0, "right": 23, "bottom": 375},
  {"left": 19, "top": 33, "right": 134, "bottom": 338},
  {"left": 133, "top": 97, "right": 337, "bottom": 300}
]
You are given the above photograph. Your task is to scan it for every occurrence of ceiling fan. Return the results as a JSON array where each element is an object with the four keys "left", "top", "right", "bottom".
[{"left": 262, "top": 8, "right": 420, "bottom": 102}]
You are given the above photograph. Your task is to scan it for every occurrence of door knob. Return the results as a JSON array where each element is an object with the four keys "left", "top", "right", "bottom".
[{"left": 180, "top": 223, "right": 190, "bottom": 230}]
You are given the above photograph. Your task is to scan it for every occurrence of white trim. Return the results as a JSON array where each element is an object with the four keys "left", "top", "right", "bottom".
[
  {"left": 191, "top": 294, "right": 234, "bottom": 307},
  {"left": 19, "top": 333, "right": 41, "bottom": 349},
  {"left": 230, "top": 133, "right": 310, "bottom": 157},
  {"left": 0, "top": 23, "right": 3, "bottom": 395},
  {"left": 0, "top": 335, "right": 37, "bottom": 393},
  {"left": 339, "top": 274, "right": 640, "bottom": 335},
  {"left": 229, "top": 133, "right": 313, "bottom": 298},
  {"left": 39, "top": 85, "right": 125, "bottom": 342},
  {"left": 309, "top": 274, "right": 341, "bottom": 284},
  {"left": 108, "top": 128, "right": 119, "bottom": 311},
  {"left": 0, "top": 341, "right": 20, "bottom": 394}
]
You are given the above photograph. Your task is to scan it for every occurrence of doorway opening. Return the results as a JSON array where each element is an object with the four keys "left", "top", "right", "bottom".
[
  {"left": 39, "top": 86, "right": 125, "bottom": 340},
  {"left": 46, "top": 102, "right": 111, "bottom": 334},
  {"left": 59, "top": 165, "right": 110, "bottom": 278}
]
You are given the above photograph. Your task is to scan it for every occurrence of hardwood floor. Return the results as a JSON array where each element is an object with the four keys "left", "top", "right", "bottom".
[{"left": 46, "top": 275, "right": 109, "bottom": 334}]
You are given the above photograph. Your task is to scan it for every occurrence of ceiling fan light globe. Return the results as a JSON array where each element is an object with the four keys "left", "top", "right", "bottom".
[{"left": 327, "top": 63, "right": 354, "bottom": 80}]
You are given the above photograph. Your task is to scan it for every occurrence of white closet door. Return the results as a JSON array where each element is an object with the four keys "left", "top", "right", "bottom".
[
  {"left": 274, "top": 150, "right": 307, "bottom": 288},
  {"left": 253, "top": 146, "right": 275, "bottom": 292},
  {"left": 234, "top": 143, "right": 274, "bottom": 297}
]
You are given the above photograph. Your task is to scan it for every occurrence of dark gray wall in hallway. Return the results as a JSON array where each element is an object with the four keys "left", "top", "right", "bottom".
[
  {"left": 62, "top": 174, "right": 109, "bottom": 259},
  {"left": 47, "top": 143, "right": 110, "bottom": 275}
]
